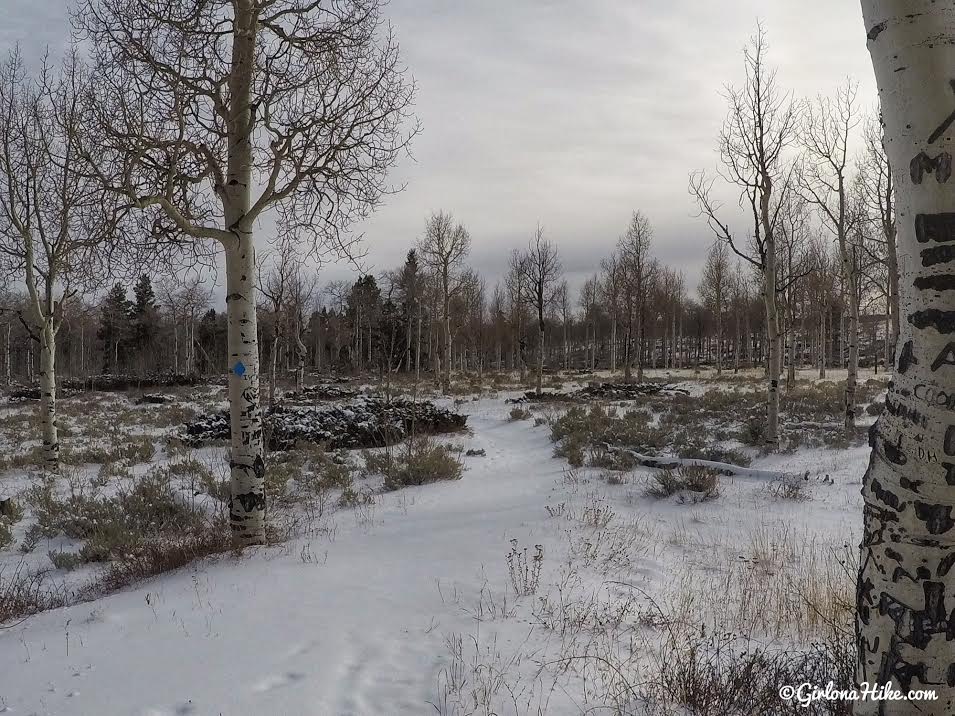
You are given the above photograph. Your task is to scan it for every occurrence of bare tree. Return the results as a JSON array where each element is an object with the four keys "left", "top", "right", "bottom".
[
  {"left": 799, "top": 79, "right": 863, "bottom": 434},
  {"left": 699, "top": 239, "right": 732, "bottom": 375},
  {"left": 520, "top": 225, "right": 561, "bottom": 394},
  {"left": 599, "top": 254, "right": 622, "bottom": 374},
  {"left": 0, "top": 49, "right": 117, "bottom": 473},
  {"left": 579, "top": 275, "right": 600, "bottom": 371},
  {"left": 857, "top": 110, "right": 899, "bottom": 360},
  {"left": 258, "top": 243, "right": 296, "bottom": 406},
  {"left": 417, "top": 211, "right": 470, "bottom": 392},
  {"left": 75, "top": 0, "right": 416, "bottom": 544},
  {"left": 856, "top": 6, "right": 955, "bottom": 712},
  {"left": 556, "top": 280, "right": 570, "bottom": 370},
  {"left": 506, "top": 249, "right": 529, "bottom": 381},
  {"left": 617, "top": 211, "right": 655, "bottom": 382},
  {"left": 690, "top": 25, "right": 798, "bottom": 449}
]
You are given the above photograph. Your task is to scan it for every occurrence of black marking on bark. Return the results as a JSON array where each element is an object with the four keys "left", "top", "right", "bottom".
[
  {"left": 921, "top": 245, "right": 955, "bottom": 267},
  {"left": 886, "top": 396, "right": 927, "bottom": 428},
  {"left": 882, "top": 434, "right": 908, "bottom": 466},
  {"left": 871, "top": 478, "right": 903, "bottom": 509},
  {"left": 928, "top": 81, "right": 955, "bottom": 145},
  {"left": 938, "top": 551, "right": 955, "bottom": 578},
  {"left": 899, "top": 475, "right": 923, "bottom": 493},
  {"left": 931, "top": 342, "right": 955, "bottom": 372},
  {"left": 945, "top": 425, "right": 955, "bottom": 456},
  {"left": 914, "top": 501, "right": 955, "bottom": 534},
  {"left": 944, "top": 462, "right": 955, "bottom": 487},
  {"left": 231, "top": 490, "right": 266, "bottom": 514},
  {"left": 916, "top": 212, "right": 955, "bottom": 243},
  {"left": 908, "top": 309, "right": 955, "bottom": 333},
  {"left": 225, "top": 292, "right": 243, "bottom": 303},
  {"left": 866, "top": 21, "right": 886, "bottom": 41},
  {"left": 911, "top": 153, "right": 953, "bottom": 183},
  {"left": 915, "top": 274, "right": 955, "bottom": 292}
]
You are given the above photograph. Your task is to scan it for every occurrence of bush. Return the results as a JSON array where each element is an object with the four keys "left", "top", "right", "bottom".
[
  {"left": 22, "top": 468, "right": 214, "bottom": 565},
  {"left": 0, "top": 562, "right": 67, "bottom": 624},
  {"left": 365, "top": 438, "right": 464, "bottom": 490},
  {"left": 647, "top": 465, "right": 721, "bottom": 502},
  {"left": 550, "top": 404, "right": 663, "bottom": 464},
  {"left": 508, "top": 406, "right": 531, "bottom": 421},
  {"left": 737, "top": 418, "right": 767, "bottom": 447}
]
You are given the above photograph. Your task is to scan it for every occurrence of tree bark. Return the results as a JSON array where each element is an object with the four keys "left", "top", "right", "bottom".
[
  {"left": 223, "top": 1, "right": 265, "bottom": 546},
  {"left": 856, "top": 4, "right": 955, "bottom": 712},
  {"left": 764, "top": 242, "right": 781, "bottom": 448},
  {"left": 38, "top": 318, "right": 58, "bottom": 472},
  {"left": 295, "top": 323, "right": 306, "bottom": 392}
]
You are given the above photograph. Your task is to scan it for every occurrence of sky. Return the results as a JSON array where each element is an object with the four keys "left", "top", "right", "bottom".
[{"left": 1, "top": 0, "right": 878, "bottom": 303}]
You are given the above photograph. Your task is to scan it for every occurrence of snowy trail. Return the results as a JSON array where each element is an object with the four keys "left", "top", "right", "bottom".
[
  {"left": 0, "top": 404, "right": 570, "bottom": 716},
  {"left": 0, "top": 392, "right": 870, "bottom": 716}
]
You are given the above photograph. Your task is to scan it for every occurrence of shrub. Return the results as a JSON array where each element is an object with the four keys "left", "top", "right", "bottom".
[
  {"left": 22, "top": 468, "right": 213, "bottom": 565},
  {"left": 647, "top": 465, "right": 721, "bottom": 502},
  {"left": 508, "top": 406, "right": 531, "bottom": 421},
  {"left": 507, "top": 539, "right": 543, "bottom": 597},
  {"left": 0, "top": 562, "right": 67, "bottom": 624},
  {"left": 365, "top": 438, "right": 464, "bottom": 490},
  {"left": 737, "top": 418, "right": 767, "bottom": 447},
  {"left": 768, "top": 476, "right": 809, "bottom": 501}
]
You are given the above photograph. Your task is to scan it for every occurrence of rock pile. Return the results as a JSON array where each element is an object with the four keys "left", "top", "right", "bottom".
[
  {"left": 184, "top": 397, "right": 467, "bottom": 451},
  {"left": 577, "top": 382, "right": 689, "bottom": 400},
  {"left": 62, "top": 374, "right": 205, "bottom": 392},
  {"left": 281, "top": 384, "right": 358, "bottom": 403}
]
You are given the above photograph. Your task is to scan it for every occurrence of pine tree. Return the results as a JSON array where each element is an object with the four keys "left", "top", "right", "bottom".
[{"left": 98, "top": 284, "right": 131, "bottom": 373}]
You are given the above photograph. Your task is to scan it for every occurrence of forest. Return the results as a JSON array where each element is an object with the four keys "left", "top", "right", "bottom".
[{"left": 0, "top": 1, "right": 950, "bottom": 716}]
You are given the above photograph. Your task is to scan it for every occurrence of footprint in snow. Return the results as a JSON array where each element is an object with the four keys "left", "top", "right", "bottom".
[{"left": 252, "top": 672, "right": 306, "bottom": 693}]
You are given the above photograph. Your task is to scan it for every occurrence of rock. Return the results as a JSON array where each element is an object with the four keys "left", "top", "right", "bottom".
[
  {"left": 0, "top": 497, "right": 18, "bottom": 519},
  {"left": 184, "top": 397, "right": 468, "bottom": 451},
  {"left": 282, "top": 384, "right": 358, "bottom": 403},
  {"left": 137, "top": 393, "right": 173, "bottom": 405},
  {"left": 62, "top": 374, "right": 204, "bottom": 392},
  {"left": 465, "top": 448, "right": 486, "bottom": 457}
]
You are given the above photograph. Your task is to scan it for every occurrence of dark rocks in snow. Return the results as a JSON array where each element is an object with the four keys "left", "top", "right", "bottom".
[
  {"left": 465, "top": 448, "right": 486, "bottom": 457},
  {"left": 506, "top": 383, "right": 688, "bottom": 404},
  {"left": 577, "top": 382, "right": 689, "bottom": 400},
  {"left": 137, "top": 393, "right": 174, "bottom": 405},
  {"left": 62, "top": 373, "right": 205, "bottom": 392},
  {"left": 0, "top": 497, "right": 18, "bottom": 518},
  {"left": 7, "top": 385, "right": 41, "bottom": 401},
  {"left": 184, "top": 397, "right": 467, "bottom": 451},
  {"left": 282, "top": 384, "right": 358, "bottom": 403}
]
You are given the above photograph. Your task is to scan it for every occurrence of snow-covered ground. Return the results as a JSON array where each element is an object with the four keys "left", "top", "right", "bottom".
[{"left": 0, "top": 369, "right": 881, "bottom": 715}]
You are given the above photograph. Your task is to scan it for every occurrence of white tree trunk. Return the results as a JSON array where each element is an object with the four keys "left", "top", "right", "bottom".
[
  {"left": 38, "top": 318, "right": 58, "bottom": 472},
  {"left": 764, "top": 254, "right": 781, "bottom": 448},
  {"left": 610, "top": 317, "right": 617, "bottom": 373},
  {"left": 819, "top": 308, "right": 827, "bottom": 379},
  {"left": 537, "top": 324, "right": 544, "bottom": 394},
  {"left": 846, "top": 269, "right": 860, "bottom": 435},
  {"left": 857, "top": 3, "right": 955, "bottom": 713},
  {"left": 295, "top": 322, "right": 306, "bottom": 392},
  {"left": 223, "top": 1, "right": 265, "bottom": 546},
  {"left": 3, "top": 323, "right": 9, "bottom": 385}
]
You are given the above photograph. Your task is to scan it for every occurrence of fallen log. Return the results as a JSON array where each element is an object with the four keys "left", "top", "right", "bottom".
[{"left": 602, "top": 443, "right": 796, "bottom": 480}]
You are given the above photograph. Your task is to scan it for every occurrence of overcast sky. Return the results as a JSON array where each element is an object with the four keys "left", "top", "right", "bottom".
[{"left": 2, "top": 0, "right": 878, "bottom": 301}]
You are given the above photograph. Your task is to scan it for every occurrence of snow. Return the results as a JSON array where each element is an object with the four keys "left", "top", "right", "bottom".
[{"left": 0, "top": 371, "right": 874, "bottom": 715}]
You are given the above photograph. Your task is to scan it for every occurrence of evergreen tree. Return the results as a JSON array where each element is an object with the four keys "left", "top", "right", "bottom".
[
  {"left": 131, "top": 275, "right": 158, "bottom": 372},
  {"left": 98, "top": 284, "right": 132, "bottom": 373}
]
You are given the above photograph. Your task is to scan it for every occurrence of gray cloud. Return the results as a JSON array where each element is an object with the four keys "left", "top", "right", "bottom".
[{"left": 1, "top": 0, "right": 877, "bottom": 302}]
